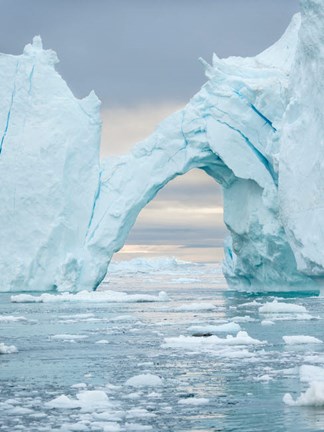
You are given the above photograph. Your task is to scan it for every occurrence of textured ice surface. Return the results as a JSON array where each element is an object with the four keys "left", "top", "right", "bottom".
[{"left": 1, "top": 0, "right": 324, "bottom": 293}]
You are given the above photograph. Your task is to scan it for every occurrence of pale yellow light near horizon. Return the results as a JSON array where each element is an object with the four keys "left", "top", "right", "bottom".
[{"left": 100, "top": 103, "right": 226, "bottom": 262}]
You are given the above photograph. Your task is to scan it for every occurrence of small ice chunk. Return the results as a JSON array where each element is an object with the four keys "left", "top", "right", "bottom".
[
  {"left": 259, "top": 300, "right": 307, "bottom": 314},
  {"left": 178, "top": 397, "right": 209, "bottom": 405},
  {"left": 261, "top": 319, "right": 275, "bottom": 326},
  {"left": 238, "top": 300, "right": 261, "bottom": 308},
  {"left": 50, "top": 334, "right": 88, "bottom": 341},
  {"left": 125, "top": 374, "right": 163, "bottom": 388},
  {"left": 230, "top": 315, "right": 256, "bottom": 323},
  {"left": 45, "top": 394, "right": 80, "bottom": 409},
  {"left": 0, "top": 342, "right": 18, "bottom": 354},
  {"left": 188, "top": 322, "right": 241, "bottom": 336},
  {"left": 254, "top": 374, "right": 273, "bottom": 382},
  {"left": 163, "top": 331, "right": 266, "bottom": 350},
  {"left": 71, "top": 383, "right": 87, "bottom": 389},
  {"left": 173, "top": 303, "right": 216, "bottom": 312},
  {"left": 45, "top": 390, "right": 112, "bottom": 411},
  {"left": 283, "top": 382, "right": 324, "bottom": 407},
  {"left": 0, "top": 315, "right": 28, "bottom": 322},
  {"left": 283, "top": 335, "right": 323, "bottom": 345},
  {"left": 96, "top": 339, "right": 110, "bottom": 344}
]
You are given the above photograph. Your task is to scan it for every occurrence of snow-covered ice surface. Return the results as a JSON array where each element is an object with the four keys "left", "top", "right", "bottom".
[{"left": 1, "top": 259, "right": 324, "bottom": 431}]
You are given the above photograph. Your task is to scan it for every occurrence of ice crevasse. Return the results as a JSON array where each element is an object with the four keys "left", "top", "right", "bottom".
[{"left": 0, "top": 0, "right": 323, "bottom": 293}]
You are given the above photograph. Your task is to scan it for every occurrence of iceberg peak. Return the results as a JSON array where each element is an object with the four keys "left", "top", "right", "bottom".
[{"left": 23, "top": 35, "right": 59, "bottom": 65}]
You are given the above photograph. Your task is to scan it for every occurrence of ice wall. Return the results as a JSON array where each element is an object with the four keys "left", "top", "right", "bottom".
[
  {"left": 0, "top": 37, "right": 101, "bottom": 292},
  {"left": 0, "top": 0, "right": 323, "bottom": 293}
]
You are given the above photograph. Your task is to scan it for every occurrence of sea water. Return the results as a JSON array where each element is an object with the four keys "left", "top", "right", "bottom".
[{"left": 1, "top": 259, "right": 324, "bottom": 431}]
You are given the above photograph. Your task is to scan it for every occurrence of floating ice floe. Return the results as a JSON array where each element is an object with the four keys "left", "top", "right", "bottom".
[
  {"left": 188, "top": 322, "right": 241, "bottom": 336},
  {"left": 45, "top": 390, "right": 114, "bottom": 412},
  {"left": 283, "top": 335, "right": 323, "bottom": 345},
  {"left": 11, "top": 290, "right": 169, "bottom": 303},
  {"left": 0, "top": 342, "right": 18, "bottom": 354},
  {"left": 50, "top": 334, "right": 89, "bottom": 341},
  {"left": 261, "top": 319, "right": 275, "bottom": 326},
  {"left": 259, "top": 300, "right": 307, "bottom": 314},
  {"left": 163, "top": 331, "right": 266, "bottom": 350},
  {"left": 125, "top": 374, "right": 163, "bottom": 388},
  {"left": 178, "top": 397, "right": 209, "bottom": 405},
  {"left": 258, "top": 300, "right": 317, "bottom": 321},
  {"left": 172, "top": 303, "right": 217, "bottom": 312},
  {"left": 0, "top": 315, "right": 28, "bottom": 322}
]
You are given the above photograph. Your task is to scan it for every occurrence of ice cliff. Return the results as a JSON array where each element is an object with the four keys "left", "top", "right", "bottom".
[{"left": 0, "top": 0, "right": 323, "bottom": 293}]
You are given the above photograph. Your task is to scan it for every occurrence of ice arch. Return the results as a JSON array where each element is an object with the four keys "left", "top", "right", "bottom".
[
  {"left": 76, "top": 13, "right": 313, "bottom": 292},
  {"left": 0, "top": 2, "right": 323, "bottom": 293}
]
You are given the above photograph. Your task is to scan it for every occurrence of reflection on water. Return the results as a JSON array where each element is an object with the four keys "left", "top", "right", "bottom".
[{"left": 1, "top": 262, "right": 324, "bottom": 431}]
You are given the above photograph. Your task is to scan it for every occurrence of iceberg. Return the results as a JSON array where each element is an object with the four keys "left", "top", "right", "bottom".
[{"left": 0, "top": 0, "right": 323, "bottom": 293}]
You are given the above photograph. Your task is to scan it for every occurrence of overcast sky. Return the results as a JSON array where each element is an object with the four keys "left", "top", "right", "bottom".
[
  {"left": 1, "top": 0, "right": 298, "bottom": 106},
  {"left": 1, "top": 0, "right": 299, "bottom": 261}
]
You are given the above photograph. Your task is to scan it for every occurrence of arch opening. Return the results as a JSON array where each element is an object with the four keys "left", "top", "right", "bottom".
[{"left": 114, "top": 168, "right": 228, "bottom": 264}]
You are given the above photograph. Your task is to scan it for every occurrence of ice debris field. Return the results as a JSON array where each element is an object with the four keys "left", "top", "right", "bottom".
[{"left": 2, "top": 258, "right": 324, "bottom": 431}]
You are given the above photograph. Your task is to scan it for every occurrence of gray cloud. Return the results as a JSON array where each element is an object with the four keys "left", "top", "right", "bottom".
[{"left": 0, "top": 0, "right": 299, "bottom": 106}]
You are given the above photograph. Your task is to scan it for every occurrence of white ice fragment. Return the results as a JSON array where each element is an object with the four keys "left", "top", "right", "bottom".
[
  {"left": 261, "top": 319, "right": 275, "bottom": 326},
  {"left": 50, "top": 334, "right": 88, "bottom": 341},
  {"left": 125, "top": 374, "right": 163, "bottom": 388},
  {"left": 283, "top": 335, "right": 323, "bottom": 345},
  {"left": 283, "top": 382, "right": 324, "bottom": 407},
  {"left": 230, "top": 315, "right": 257, "bottom": 323},
  {"left": 45, "top": 390, "right": 113, "bottom": 412},
  {"left": 0, "top": 342, "right": 18, "bottom": 354},
  {"left": 259, "top": 300, "right": 307, "bottom": 314},
  {"left": 11, "top": 290, "right": 170, "bottom": 303},
  {"left": 188, "top": 322, "right": 241, "bottom": 336},
  {"left": 178, "top": 397, "right": 209, "bottom": 405},
  {"left": 163, "top": 331, "right": 266, "bottom": 350},
  {"left": 173, "top": 303, "right": 217, "bottom": 312},
  {"left": 0, "top": 315, "right": 28, "bottom": 322}
]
